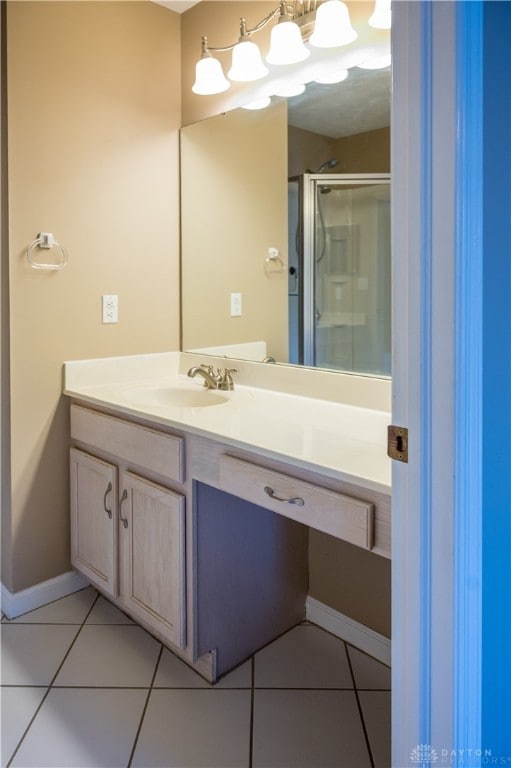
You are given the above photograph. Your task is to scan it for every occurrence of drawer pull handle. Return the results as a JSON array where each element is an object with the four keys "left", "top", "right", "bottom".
[
  {"left": 119, "top": 489, "right": 129, "bottom": 529},
  {"left": 103, "top": 482, "right": 113, "bottom": 519},
  {"left": 264, "top": 486, "right": 305, "bottom": 506}
]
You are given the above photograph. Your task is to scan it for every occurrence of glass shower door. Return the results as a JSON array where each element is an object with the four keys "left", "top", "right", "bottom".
[{"left": 303, "top": 175, "right": 391, "bottom": 375}]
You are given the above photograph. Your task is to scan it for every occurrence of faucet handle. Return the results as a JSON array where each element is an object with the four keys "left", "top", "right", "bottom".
[{"left": 220, "top": 367, "right": 238, "bottom": 391}]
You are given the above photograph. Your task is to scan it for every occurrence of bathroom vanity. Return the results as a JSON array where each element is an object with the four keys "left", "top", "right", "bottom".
[{"left": 64, "top": 352, "right": 391, "bottom": 682}]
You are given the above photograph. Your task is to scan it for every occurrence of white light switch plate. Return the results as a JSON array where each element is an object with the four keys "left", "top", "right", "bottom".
[{"left": 230, "top": 292, "right": 242, "bottom": 317}]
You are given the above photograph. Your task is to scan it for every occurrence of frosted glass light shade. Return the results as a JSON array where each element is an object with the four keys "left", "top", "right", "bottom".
[
  {"left": 369, "top": 0, "right": 391, "bottom": 29},
  {"left": 358, "top": 53, "right": 391, "bottom": 69},
  {"left": 309, "top": 0, "right": 357, "bottom": 48},
  {"left": 242, "top": 96, "right": 272, "bottom": 110},
  {"left": 192, "top": 55, "right": 230, "bottom": 95},
  {"left": 273, "top": 82, "right": 306, "bottom": 97},
  {"left": 314, "top": 67, "right": 348, "bottom": 84},
  {"left": 228, "top": 40, "right": 269, "bottom": 82},
  {"left": 266, "top": 21, "right": 310, "bottom": 65}
]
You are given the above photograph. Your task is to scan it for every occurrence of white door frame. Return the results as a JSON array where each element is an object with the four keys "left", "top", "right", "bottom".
[{"left": 392, "top": 2, "right": 483, "bottom": 764}]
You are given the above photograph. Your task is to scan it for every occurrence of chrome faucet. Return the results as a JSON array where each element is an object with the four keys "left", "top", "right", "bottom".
[
  {"left": 187, "top": 364, "right": 221, "bottom": 389},
  {"left": 187, "top": 364, "right": 238, "bottom": 391}
]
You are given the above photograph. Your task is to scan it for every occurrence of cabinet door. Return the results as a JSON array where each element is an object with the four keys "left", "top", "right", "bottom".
[
  {"left": 119, "top": 472, "right": 186, "bottom": 649},
  {"left": 70, "top": 448, "right": 118, "bottom": 597}
]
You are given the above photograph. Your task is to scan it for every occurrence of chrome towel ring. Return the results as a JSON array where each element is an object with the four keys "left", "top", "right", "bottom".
[{"left": 27, "top": 232, "right": 68, "bottom": 271}]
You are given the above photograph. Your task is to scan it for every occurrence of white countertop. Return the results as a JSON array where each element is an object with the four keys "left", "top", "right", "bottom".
[{"left": 63, "top": 352, "right": 391, "bottom": 495}]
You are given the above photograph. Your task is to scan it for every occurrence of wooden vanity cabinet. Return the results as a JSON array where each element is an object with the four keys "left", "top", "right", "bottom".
[
  {"left": 69, "top": 401, "right": 389, "bottom": 683},
  {"left": 69, "top": 405, "right": 186, "bottom": 651}
]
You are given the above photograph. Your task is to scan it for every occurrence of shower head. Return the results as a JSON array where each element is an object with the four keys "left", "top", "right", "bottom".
[
  {"left": 305, "top": 158, "right": 339, "bottom": 174},
  {"left": 315, "top": 158, "right": 339, "bottom": 173},
  {"left": 304, "top": 158, "right": 339, "bottom": 193}
]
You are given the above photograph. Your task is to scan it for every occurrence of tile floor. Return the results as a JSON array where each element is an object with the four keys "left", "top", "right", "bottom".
[{"left": 1, "top": 587, "right": 390, "bottom": 768}]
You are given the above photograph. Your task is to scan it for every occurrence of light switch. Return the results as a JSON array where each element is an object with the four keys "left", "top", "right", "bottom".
[{"left": 230, "top": 292, "right": 242, "bottom": 317}]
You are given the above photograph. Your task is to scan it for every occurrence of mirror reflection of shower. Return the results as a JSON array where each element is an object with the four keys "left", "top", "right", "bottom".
[
  {"left": 288, "top": 173, "right": 391, "bottom": 376},
  {"left": 307, "top": 158, "right": 339, "bottom": 195},
  {"left": 288, "top": 159, "right": 339, "bottom": 359}
]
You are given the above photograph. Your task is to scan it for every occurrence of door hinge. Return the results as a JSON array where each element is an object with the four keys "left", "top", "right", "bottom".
[{"left": 387, "top": 425, "right": 408, "bottom": 463}]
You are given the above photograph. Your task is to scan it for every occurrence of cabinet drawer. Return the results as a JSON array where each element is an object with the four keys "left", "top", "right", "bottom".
[
  {"left": 71, "top": 404, "right": 184, "bottom": 482},
  {"left": 218, "top": 455, "right": 374, "bottom": 550}
]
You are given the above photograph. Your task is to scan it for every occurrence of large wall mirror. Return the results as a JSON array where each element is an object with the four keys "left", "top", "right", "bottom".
[{"left": 181, "top": 57, "right": 391, "bottom": 376}]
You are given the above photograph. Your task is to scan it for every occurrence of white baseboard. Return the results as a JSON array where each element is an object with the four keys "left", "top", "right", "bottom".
[
  {"left": 306, "top": 596, "right": 391, "bottom": 666},
  {"left": 0, "top": 575, "right": 390, "bottom": 666},
  {"left": 1, "top": 570, "right": 90, "bottom": 619}
]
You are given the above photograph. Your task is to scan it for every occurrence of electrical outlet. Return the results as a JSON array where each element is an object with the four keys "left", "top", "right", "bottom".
[
  {"left": 102, "top": 294, "right": 118, "bottom": 324},
  {"left": 230, "top": 292, "right": 242, "bottom": 317}
]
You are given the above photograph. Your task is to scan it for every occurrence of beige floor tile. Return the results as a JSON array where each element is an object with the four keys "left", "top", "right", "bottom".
[
  {"left": 358, "top": 690, "right": 391, "bottom": 767},
  {"left": 153, "top": 648, "right": 209, "bottom": 688},
  {"left": 6, "top": 588, "right": 97, "bottom": 625},
  {"left": 132, "top": 689, "right": 251, "bottom": 768},
  {"left": 85, "top": 596, "right": 135, "bottom": 625},
  {"left": 1, "top": 687, "right": 47, "bottom": 768},
  {"left": 9, "top": 688, "right": 147, "bottom": 768},
  {"left": 1, "top": 625, "right": 79, "bottom": 685},
  {"left": 347, "top": 646, "right": 391, "bottom": 689},
  {"left": 253, "top": 689, "right": 372, "bottom": 768},
  {"left": 0, "top": 590, "right": 390, "bottom": 767},
  {"left": 54, "top": 624, "right": 160, "bottom": 687},
  {"left": 154, "top": 649, "right": 251, "bottom": 689},
  {"left": 214, "top": 660, "right": 252, "bottom": 689},
  {"left": 254, "top": 624, "right": 353, "bottom": 688}
]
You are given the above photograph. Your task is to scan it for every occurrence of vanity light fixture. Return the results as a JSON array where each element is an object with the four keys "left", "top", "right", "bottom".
[
  {"left": 357, "top": 53, "right": 392, "bottom": 70},
  {"left": 308, "top": 1, "right": 357, "bottom": 48},
  {"left": 313, "top": 66, "right": 349, "bottom": 84},
  {"left": 228, "top": 19, "right": 269, "bottom": 82},
  {"left": 272, "top": 82, "right": 306, "bottom": 98},
  {"left": 266, "top": 4, "right": 310, "bottom": 65},
  {"left": 192, "top": 38, "right": 231, "bottom": 95},
  {"left": 241, "top": 96, "right": 272, "bottom": 110},
  {"left": 192, "top": 0, "right": 362, "bottom": 96},
  {"left": 368, "top": 0, "right": 391, "bottom": 29}
]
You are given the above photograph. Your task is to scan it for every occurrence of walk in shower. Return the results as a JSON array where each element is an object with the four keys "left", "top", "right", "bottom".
[{"left": 288, "top": 173, "right": 391, "bottom": 376}]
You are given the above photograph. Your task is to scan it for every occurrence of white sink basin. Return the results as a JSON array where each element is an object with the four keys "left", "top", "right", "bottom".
[{"left": 120, "top": 385, "right": 229, "bottom": 409}]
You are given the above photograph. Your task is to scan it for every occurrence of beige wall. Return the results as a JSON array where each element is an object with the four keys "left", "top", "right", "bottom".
[
  {"left": 3, "top": 1, "right": 181, "bottom": 591},
  {"left": 335, "top": 126, "right": 390, "bottom": 173},
  {"left": 309, "top": 533, "right": 391, "bottom": 637},
  {"left": 288, "top": 126, "right": 338, "bottom": 179},
  {"left": 181, "top": 102, "right": 288, "bottom": 362},
  {"left": 289, "top": 125, "right": 390, "bottom": 177}
]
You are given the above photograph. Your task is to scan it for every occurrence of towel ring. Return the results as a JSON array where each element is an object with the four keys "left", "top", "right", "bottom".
[
  {"left": 27, "top": 232, "right": 68, "bottom": 271},
  {"left": 265, "top": 247, "right": 286, "bottom": 276}
]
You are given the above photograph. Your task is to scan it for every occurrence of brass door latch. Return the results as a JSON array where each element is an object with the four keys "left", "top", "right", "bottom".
[{"left": 387, "top": 425, "right": 408, "bottom": 463}]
